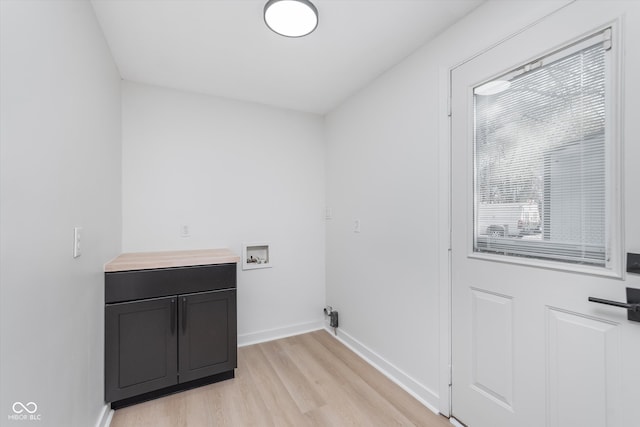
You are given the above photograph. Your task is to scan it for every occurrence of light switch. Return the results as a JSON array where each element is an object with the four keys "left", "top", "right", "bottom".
[
  {"left": 325, "top": 207, "right": 333, "bottom": 220},
  {"left": 73, "top": 227, "right": 82, "bottom": 258}
]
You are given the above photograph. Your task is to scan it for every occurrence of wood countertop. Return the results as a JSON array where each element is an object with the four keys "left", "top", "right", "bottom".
[{"left": 105, "top": 248, "right": 240, "bottom": 272}]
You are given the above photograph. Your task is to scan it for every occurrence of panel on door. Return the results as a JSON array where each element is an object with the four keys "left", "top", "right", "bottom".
[
  {"left": 470, "top": 289, "right": 513, "bottom": 411},
  {"left": 546, "top": 307, "right": 621, "bottom": 427},
  {"left": 178, "top": 289, "right": 237, "bottom": 383},
  {"left": 105, "top": 296, "right": 178, "bottom": 402}
]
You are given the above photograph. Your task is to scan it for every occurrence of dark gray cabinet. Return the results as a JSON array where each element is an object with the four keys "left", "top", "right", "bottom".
[
  {"left": 105, "top": 263, "right": 237, "bottom": 407},
  {"left": 178, "top": 290, "right": 236, "bottom": 383},
  {"left": 105, "top": 296, "right": 178, "bottom": 402}
]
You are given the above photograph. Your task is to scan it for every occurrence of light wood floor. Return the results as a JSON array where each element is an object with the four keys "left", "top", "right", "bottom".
[{"left": 110, "top": 330, "right": 452, "bottom": 427}]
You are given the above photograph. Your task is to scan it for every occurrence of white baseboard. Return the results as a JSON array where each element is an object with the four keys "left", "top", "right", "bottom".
[
  {"left": 324, "top": 326, "right": 443, "bottom": 416},
  {"left": 95, "top": 404, "right": 113, "bottom": 427},
  {"left": 238, "top": 320, "right": 324, "bottom": 347}
]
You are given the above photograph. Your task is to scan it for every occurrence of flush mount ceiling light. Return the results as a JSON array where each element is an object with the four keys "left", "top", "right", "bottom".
[
  {"left": 474, "top": 80, "right": 511, "bottom": 96},
  {"left": 264, "top": 0, "right": 318, "bottom": 38}
]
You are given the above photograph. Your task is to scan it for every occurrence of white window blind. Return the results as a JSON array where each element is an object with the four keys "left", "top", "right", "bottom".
[{"left": 473, "top": 30, "right": 611, "bottom": 266}]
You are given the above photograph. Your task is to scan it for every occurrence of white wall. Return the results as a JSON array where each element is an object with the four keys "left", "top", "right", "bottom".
[
  {"left": 121, "top": 82, "right": 326, "bottom": 344},
  {"left": 325, "top": 0, "right": 572, "bottom": 412},
  {"left": 0, "top": 1, "right": 122, "bottom": 426}
]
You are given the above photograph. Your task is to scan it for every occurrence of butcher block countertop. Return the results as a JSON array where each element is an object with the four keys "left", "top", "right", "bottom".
[{"left": 105, "top": 248, "right": 240, "bottom": 272}]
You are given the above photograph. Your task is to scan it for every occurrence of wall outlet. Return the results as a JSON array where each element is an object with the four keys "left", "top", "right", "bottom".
[
  {"left": 180, "top": 225, "right": 190, "bottom": 238},
  {"left": 353, "top": 219, "right": 361, "bottom": 233}
]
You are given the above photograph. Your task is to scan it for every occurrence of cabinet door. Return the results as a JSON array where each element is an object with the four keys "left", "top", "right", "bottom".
[
  {"left": 105, "top": 296, "right": 178, "bottom": 402},
  {"left": 178, "top": 289, "right": 237, "bottom": 383}
]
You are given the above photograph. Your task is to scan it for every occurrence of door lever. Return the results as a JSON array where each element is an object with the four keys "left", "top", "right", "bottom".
[
  {"left": 588, "top": 297, "right": 640, "bottom": 311},
  {"left": 588, "top": 287, "right": 640, "bottom": 322}
]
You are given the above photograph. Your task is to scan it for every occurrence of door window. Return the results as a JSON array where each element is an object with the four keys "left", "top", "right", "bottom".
[{"left": 473, "top": 29, "right": 616, "bottom": 268}]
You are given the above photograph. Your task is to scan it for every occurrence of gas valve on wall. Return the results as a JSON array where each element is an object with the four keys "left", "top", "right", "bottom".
[{"left": 324, "top": 306, "right": 339, "bottom": 335}]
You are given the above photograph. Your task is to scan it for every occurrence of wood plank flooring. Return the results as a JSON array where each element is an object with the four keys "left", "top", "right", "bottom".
[{"left": 109, "top": 330, "right": 452, "bottom": 427}]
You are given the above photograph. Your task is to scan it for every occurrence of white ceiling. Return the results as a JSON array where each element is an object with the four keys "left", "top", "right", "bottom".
[{"left": 91, "top": 0, "right": 483, "bottom": 114}]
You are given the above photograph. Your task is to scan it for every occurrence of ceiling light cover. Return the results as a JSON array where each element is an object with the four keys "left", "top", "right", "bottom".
[
  {"left": 264, "top": 0, "right": 318, "bottom": 38},
  {"left": 474, "top": 80, "right": 511, "bottom": 96}
]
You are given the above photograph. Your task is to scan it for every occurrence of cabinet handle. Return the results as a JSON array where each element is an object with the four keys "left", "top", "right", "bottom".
[
  {"left": 182, "top": 297, "right": 187, "bottom": 334},
  {"left": 170, "top": 298, "right": 176, "bottom": 335}
]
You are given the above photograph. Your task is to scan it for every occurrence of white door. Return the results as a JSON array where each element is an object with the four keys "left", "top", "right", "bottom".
[{"left": 451, "top": 2, "right": 640, "bottom": 427}]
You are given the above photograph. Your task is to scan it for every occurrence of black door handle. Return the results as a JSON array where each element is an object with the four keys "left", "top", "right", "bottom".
[
  {"left": 588, "top": 287, "right": 640, "bottom": 322},
  {"left": 588, "top": 297, "right": 640, "bottom": 312}
]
